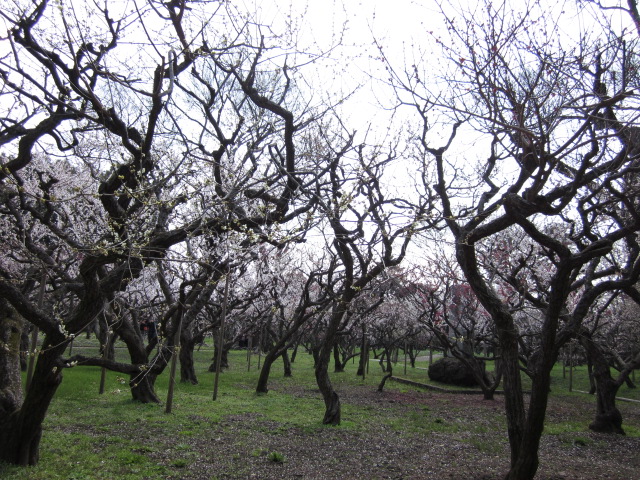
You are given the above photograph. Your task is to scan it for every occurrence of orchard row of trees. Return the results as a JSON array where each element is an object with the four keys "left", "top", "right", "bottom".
[{"left": 1, "top": 1, "right": 639, "bottom": 479}]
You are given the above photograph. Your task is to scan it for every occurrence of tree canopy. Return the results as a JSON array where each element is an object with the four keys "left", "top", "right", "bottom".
[{"left": 1, "top": 1, "right": 639, "bottom": 478}]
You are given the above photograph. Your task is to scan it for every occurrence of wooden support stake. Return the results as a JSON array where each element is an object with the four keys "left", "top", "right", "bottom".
[
  {"left": 165, "top": 306, "right": 184, "bottom": 413},
  {"left": 404, "top": 341, "right": 408, "bottom": 375},
  {"left": 257, "top": 324, "right": 263, "bottom": 370},
  {"left": 569, "top": 344, "right": 574, "bottom": 393},
  {"left": 366, "top": 341, "right": 369, "bottom": 375},
  {"left": 26, "top": 270, "right": 46, "bottom": 393},
  {"left": 213, "top": 272, "right": 230, "bottom": 401},
  {"left": 99, "top": 330, "right": 112, "bottom": 395}
]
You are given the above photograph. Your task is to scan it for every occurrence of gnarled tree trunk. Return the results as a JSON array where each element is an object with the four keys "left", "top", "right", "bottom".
[
  {"left": 315, "top": 341, "right": 341, "bottom": 425},
  {"left": 112, "top": 306, "right": 161, "bottom": 403},
  {"left": 0, "top": 331, "right": 65, "bottom": 466},
  {"left": 315, "top": 308, "right": 345, "bottom": 425},
  {"left": 180, "top": 329, "right": 204, "bottom": 385},
  {"left": 579, "top": 334, "right": 625, "bottom": 434},
  {"left": 256, "top": 348, "right": 278, "bottom": 394},
  {"left": 256, "top": 347, "right": 294, "bottom": 393},
  {"left": 208, "top": 340, "right": 230, "bottom": 372},
  {"left": 0, "top": 302, "right": 24, "bottom": 414}
]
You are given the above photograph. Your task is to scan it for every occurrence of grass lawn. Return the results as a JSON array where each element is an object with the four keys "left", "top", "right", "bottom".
[{"left": 1, "top": 340, "right": 638, "bottom": 479}]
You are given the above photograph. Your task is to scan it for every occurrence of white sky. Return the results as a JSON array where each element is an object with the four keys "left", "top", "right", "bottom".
[{"left": 229, "top": 0, "right": 633, "bottom": 145}]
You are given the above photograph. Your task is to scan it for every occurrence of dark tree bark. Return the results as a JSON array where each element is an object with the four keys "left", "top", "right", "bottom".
[
  {"left": 384, "top": 349, "right": 392, "bottom": 373},
  {"left": 282, "top": 349, "right": 292, "bottom": 377},
  {"left": 110, "top": 305, "right": 161, "bottom": 403},
  {"left": 333, "top": 340, "right": 359, "bottom": 373},
  {"left": 0, "top": 339, "right": 64, "bottom": 466},
  {"left": 130, "top": 375, "right": 161, "bottom": 404},
  {"left": 587, "top": 360, "right": 597, "bottom": 395},
  {"left": 256, "top": 348, "right": 279, "bottom": 393},
  {"left": 0, "top": 250, "right": 107, "bottom": 465},
  {"left": 146, "top": 333, "right": 159, "bottom": 356},
  {"left": 290, "top": 343, "right": 299, "bottom": 363},
  {"left": 314, "top": 281, "right": 350, "bottom": 425},
  {"left": 315, "top": 336, "right": 341, "bottom": 425},
  {"left": 357, "top": 324, "right": 367, "bottom": 376},
  {"left": 456, "top": 240, "right": 528, "bottom": 477},
  {"left": 407, "top": 344, "right": 419, "bottom": 369},
  {"left": 314, "top": 289, "right": 354, "bottom": 425},
  {"left": 333, "top": 343, "right": 345, "bottom": 373},
  {"left": 0, "top": 301, "right": 24, "bottom": 427},
  {"left": 179, "top": 332, "right": 202, "bottom": 385},
  {"left": 622, "top": 373, "right": 636, "bottom": 389},
  {"left": 590, "top": 376, "right": 624, "bottom": 434},
  {"left": 97, "top": 314, "right": 116, "bottom": 362},
  {"left": 209, "top": 341, "right": 231, "bottom": 372},
  {"left": 256, "top": 341, "right": 298, "bottom": 392},
  {"left": 579, "top": 334, "right": 625, "bottom": 434},
  {"left": 19, "top": 325, "right": 29, "bottom": 372},
  {"left": 377, "top": 368, "right": 393, "bottom": 392}
]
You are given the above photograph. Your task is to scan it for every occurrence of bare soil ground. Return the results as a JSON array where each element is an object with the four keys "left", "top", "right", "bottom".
[{"left": 110, "top": 381, "right": 640, "bottom": 480}]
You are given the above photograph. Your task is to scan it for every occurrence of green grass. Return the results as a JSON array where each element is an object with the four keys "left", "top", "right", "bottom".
[
  {"left": 397, "top": 356, "right": 640, "bottom": 401},
  {"left": 548, "top": 362, "right": 640, "bottom": 400},
  {"left": 1, "top": 339, "right": 638, "bottom": 479},
  {"left": 266, "top": 451, "right": 286, "bottom": 463}
]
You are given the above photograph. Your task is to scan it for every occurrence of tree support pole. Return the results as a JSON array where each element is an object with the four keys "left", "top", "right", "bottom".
[
  {"left": 165, "top": 308, "right": 184, "bottom": 413},
  {"left": 98, "top": 332, "right": 112, "bottom": 395},
  {"left": 213, "top": 272, "right": 230, "bottom": 401},
  {"left": 257, "top": 324, "right": 263, "bottom": 370},
  {"left": 25, "top": 270, "right": 46, "bottom": 394},
  {"left": 569, "top": 344, "right": 574, "bottom": 393},
  {"left": 404, "top": 340, "right": 408, "bottom": 375}
]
